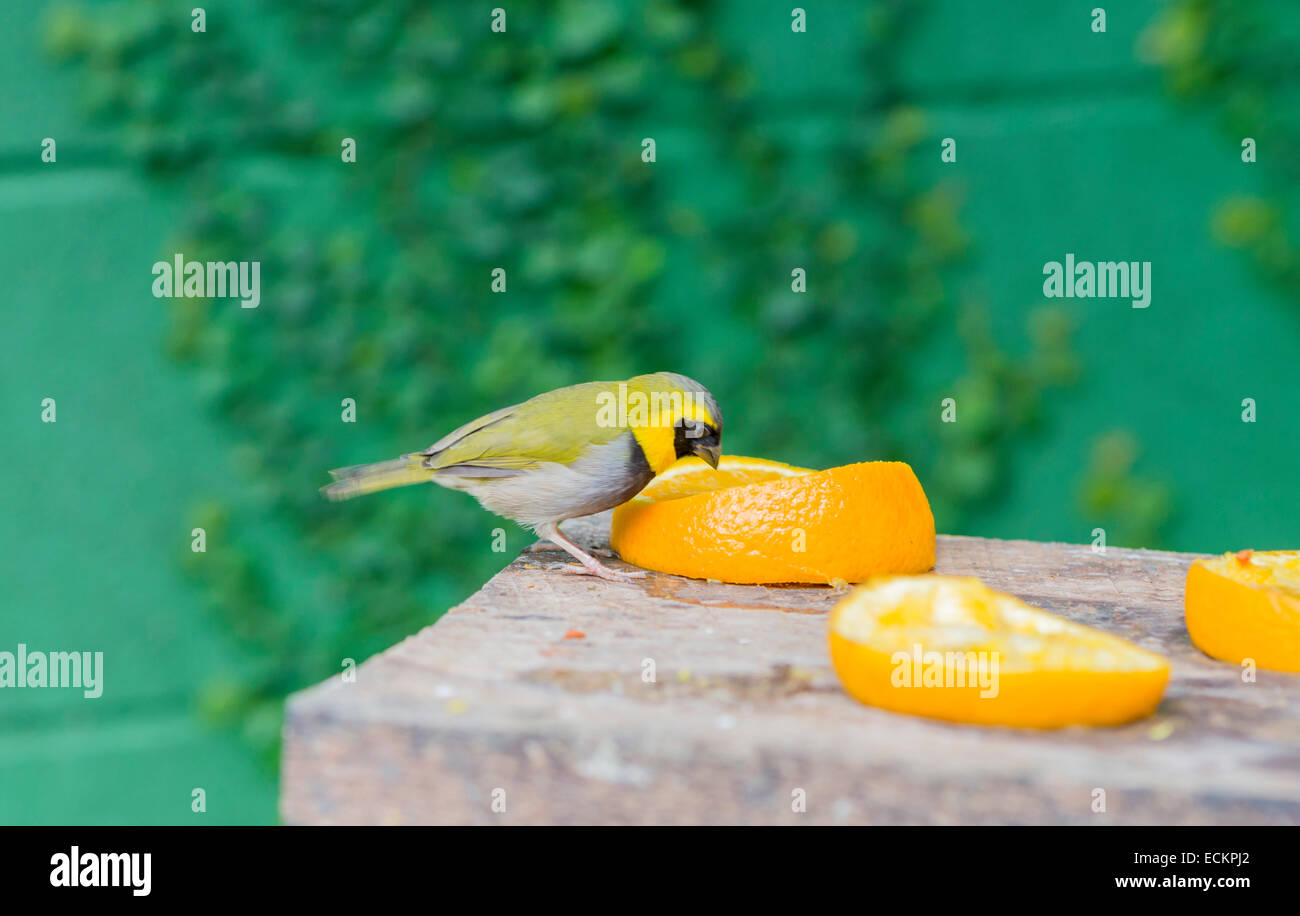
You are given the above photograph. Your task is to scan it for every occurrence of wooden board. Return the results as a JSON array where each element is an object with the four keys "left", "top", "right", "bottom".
[{"left": 281, "top": 515, "right": 1300, "bottom": 825}]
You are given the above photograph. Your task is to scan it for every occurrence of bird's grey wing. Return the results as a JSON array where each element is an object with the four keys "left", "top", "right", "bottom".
[
  {"left": 430, "top": 463, "right": 529, "bottom": 478},
  {"left": 418, "top": 407, "right": 547, "bottom": 477},
  {"left": 410, "top": 403, "right": 520, "bottom": 460}
]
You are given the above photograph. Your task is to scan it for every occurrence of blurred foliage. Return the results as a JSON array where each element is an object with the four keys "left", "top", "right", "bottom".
[
  {"left": 48, "top": 0, "right": 1080, "bottom": 766},
  {"left": 1078, "top": 431, "right": 1173, "bottom": 550},
  {"left": 1142, "top": 0, "right": 1300, "bottom": 297},
  {"left": 931, "top": 304, "right": 1077, "bottom": 519},
  {"left": 1119, "top": 0, "right": 1300, "bottom": 550}
]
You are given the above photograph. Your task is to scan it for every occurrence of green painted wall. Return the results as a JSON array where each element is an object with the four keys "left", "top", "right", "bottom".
[{"left": 2, "top": 0, "right": 1296, "bottom": 824}]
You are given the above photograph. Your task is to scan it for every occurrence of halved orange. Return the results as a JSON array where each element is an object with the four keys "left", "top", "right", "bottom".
[
  {"left": 829, "top": 575, "right": 1170, "bottom": 728},
  {"left": 1185, "top": 550, "right": 1300, "bottom": 672},
  {"left": 610, "top": 456, "right": 934, "bottom": 584}
]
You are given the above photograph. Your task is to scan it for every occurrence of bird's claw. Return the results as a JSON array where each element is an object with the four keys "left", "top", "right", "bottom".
[{"left": 550, "top": 562, "right": 647, "bottom": 582}]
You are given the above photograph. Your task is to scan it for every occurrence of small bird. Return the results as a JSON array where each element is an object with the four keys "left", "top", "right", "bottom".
[{"left": 322, "top": 372, "right": 723, "bottom": 581}]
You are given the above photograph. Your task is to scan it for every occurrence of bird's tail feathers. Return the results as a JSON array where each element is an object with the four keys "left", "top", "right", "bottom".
[{"left": 321, "top": 456, "right": 432, "bottom": 501}]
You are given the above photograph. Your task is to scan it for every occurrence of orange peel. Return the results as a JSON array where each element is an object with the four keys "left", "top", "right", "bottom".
[
  {"left": 610, "top": 456, "right": 934, "bottom": 584},
  {"left": 829, "top": 575, "right": 1171, "bottom": 727}
]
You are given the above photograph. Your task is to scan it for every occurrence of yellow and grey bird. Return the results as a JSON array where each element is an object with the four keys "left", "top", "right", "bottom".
[{"left": 322, "top": 372, "right": 723, "bottom": 581}]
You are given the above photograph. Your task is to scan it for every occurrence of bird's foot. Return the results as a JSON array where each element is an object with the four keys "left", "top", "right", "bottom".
[
  {"left": 533, "top": 523, "right": 641, "bottom": 580},
  {"left": 550, "top": 562, "right": 647, "bottom": 582}
]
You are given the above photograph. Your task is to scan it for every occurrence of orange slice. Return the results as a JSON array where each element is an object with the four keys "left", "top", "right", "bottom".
[
  {"left": 610, "top": 456, "right": 934, "bottom": 584},
  {"left": 829, "top": 575, "right": 1170, "bottom": 727},
  {"left": 1185, "top": 550, "right": 1300, "bottom": 672}
]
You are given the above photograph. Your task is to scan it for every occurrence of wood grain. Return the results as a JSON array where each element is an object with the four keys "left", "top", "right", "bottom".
[{"left": 281, "top": 515, "right": 1300, "bottom": 825}]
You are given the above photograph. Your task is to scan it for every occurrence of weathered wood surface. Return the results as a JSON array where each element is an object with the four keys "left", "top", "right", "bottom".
[{"left": 282, "top": 515, "right": 1300, "bottom": 825}]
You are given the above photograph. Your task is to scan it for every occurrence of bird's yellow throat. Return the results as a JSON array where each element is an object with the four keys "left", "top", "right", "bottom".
[{"left": 631, "top": 424, "right": 679, "bottom": 475}]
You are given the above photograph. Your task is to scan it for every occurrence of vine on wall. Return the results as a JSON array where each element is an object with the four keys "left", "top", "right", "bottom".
[{"left": 1143, "top": 0, "right": 1300, "bottom": 300}]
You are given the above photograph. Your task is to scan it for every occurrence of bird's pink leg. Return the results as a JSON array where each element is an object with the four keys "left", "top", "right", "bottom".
[
  {"left": 525, "top": 539, "right": 613, "bottom": 557},
  {"left": 533, "top": 523, "right": 646, "bottom": 582}
]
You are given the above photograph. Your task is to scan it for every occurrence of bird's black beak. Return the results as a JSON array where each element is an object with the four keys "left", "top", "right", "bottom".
[{"left": 693, "top": 442, "right": 721, "bottom": 469}]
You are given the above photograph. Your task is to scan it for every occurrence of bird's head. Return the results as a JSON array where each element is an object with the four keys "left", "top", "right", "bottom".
[{"left": 623, "top": 371, "right": 723, "bottom": 472}]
